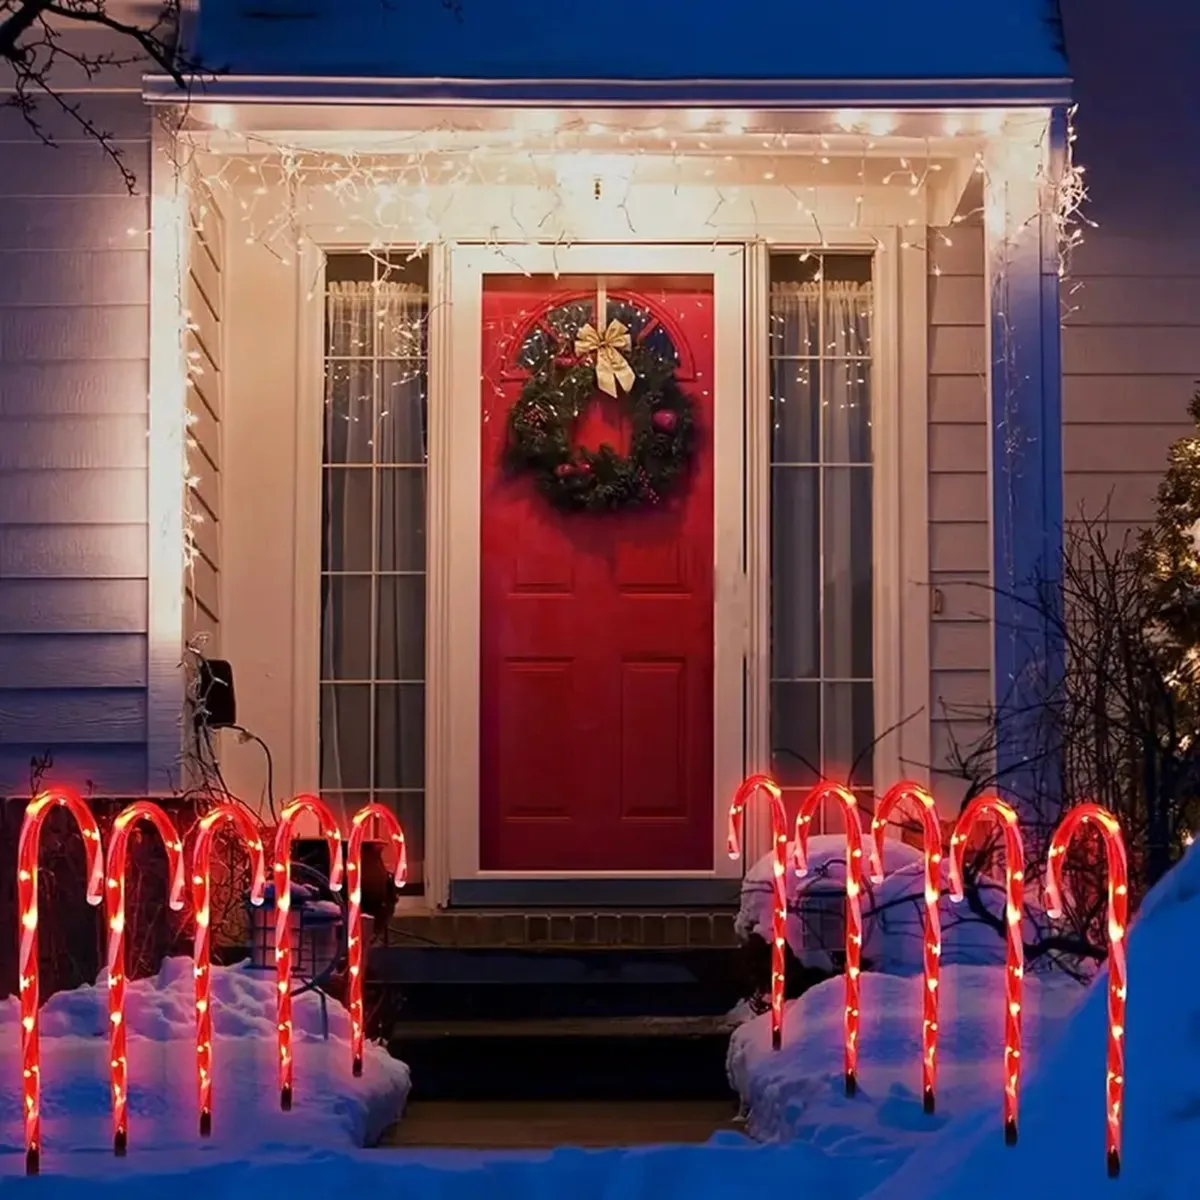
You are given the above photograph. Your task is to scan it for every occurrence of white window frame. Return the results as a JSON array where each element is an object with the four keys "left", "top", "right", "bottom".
[{"left": 745, "top": 230, "right": 930, "bottom": 858}]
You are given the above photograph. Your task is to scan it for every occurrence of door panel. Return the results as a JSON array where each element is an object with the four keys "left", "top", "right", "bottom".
[{"left": 479, "top": 275, "right": 715, "bottom": 871}]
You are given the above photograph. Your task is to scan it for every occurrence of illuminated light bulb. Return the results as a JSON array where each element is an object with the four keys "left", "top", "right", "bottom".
[
  {"left": 728, "top": 774, "right": 787, "bottom": 1050},
  {"left": 346, "top": 804, "right": 407, "bottom": 1076},
  {"left": 193, "top": 804, "right": 266, "bottom": 1137},
  {"left": 17, "top": 789, "right": 104, "bottom": 1175},
  {"left": 793, "top": 783, "right": 865, "bottom": 1096},
  {"left": 949, "top": 795, "right": 1025, "bottom": 1144},
  {"left": 105, "top": 803, "right": 186, "bottom": 1156},
  {"left": 273, "top": 797, "right": 344, "bottom": 1110},
  {"left": 1045, "top": 803, "right": 1129, "bottom": 1178},
  {"left": 869, "top": 782, "right": 943, "bottom": 1114}
]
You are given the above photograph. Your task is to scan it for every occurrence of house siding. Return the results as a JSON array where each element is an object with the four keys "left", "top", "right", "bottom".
[
  {"left": 927, "top": 223, "right": 991, "bottom": 796},
  {"left": 0, "top": 94, "right": 152, "bottom": 797},
  {"left": 185, "top": 183, "right": 225, "bottom": 653},
  {"left": 1060, "top": 0, "right": 1200, "bottom": 537}
]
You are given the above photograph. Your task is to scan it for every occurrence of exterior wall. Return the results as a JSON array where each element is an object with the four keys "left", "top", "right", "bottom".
[
  {"left": 1060, "top": 0, "right": 1200, "bottom": 533},
  {"left": 927, "top": 223, "right": 991, "bottom": 798},
  {"left": 185, "top": 184, "right": 225, "bottom": 653},
  {"left": 0, "top": 93, "right": 153, "bottom": 797}
]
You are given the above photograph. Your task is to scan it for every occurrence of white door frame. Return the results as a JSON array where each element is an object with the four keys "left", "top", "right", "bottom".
[{"left": 428, "top": 242, "right": 747, "bottom": 901}]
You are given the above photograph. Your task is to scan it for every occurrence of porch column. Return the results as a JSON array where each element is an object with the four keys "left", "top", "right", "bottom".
[{"left": 983, "top": 109, "right": 1067, "bottom": 807}]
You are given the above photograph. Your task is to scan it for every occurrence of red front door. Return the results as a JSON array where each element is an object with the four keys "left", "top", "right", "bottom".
[{"left": 480, "top": 275, "right": 715, "bottom": 871}]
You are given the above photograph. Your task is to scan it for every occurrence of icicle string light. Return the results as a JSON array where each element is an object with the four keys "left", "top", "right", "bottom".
[
  {"left": 1045, "top": 803, "right": 1129, "bottom": 1179},
  {"left": 949, "top": 795, "right": 1026, "bottom": 1146},
  {"left": 105, "top": 803, "right": 186, "bottom": 1157},
  {"left": 192, "top": 804, "right": 266, "bottom": 1137},
  {"left": 346, "top": 803, "right": 407, "bottom": 1076},
  {"left": 793, "top": 783, "right": 866, "bottom": 1096},
  {"left": 16, "top": 789, "right": 104, "bottom": 1176},
  {"left": 869, "top": 782, "right": 944, "bottom": 1114},
  {"left": 727, "top": 773, "right": 788, "bottom": 1050},
  {"left": 272, "top": 797, "right": 344, "bottom": 1111}
]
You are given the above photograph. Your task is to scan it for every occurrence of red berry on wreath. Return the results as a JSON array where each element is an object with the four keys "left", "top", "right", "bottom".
[
  {"left": 652, "top": 409, "right": 678, "bottom": 433},
  {"left": 576, "top": 460, "right": 593, "bottom": 477},
  {"left": 554, "top": 463, "right": 574, "bottom": 478}
]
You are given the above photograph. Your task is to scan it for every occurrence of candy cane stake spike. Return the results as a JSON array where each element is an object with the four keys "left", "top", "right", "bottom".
[
  {"left": 1045, "top": 803, "right": 1129, "bottom": 1179},
  {"left": 794, "top": 783, "right": 866, "bottom": 1097},
  {"left": 727, "top": 774, "right": 788, "bottom": 1050},
  {"left": 346, "top": 804, "right": 407, "bottom": 1076},
  {"left": 105, "top": 803, "right": 185, "bottom": 1156},
  {"left": 17, "top": 789, "right": 104, "bottom": 1176},
  {"left": 869, "top": 782, "right": 943, "bottom": 1115},
  {"left": 949, "top": 795, "right": 1026, "bottom": 1146},
  {"left": 273, "top": 796, "right": 344, "bottom": 1110},
  {"left": 192, "top": 804, "right": 266, "bottom": 1137}
]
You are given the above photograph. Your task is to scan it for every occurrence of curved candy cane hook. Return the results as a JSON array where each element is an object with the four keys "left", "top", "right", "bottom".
[
  {"left": 192, "top": 804, "right": 267, "bottom": 1137},
  {"left": 17, "top": 788, "right": 104, "bottom": 1175},
  {"left": 1046, "top": 803, "right": 1128, "bottom": 1178},
  {"left": 273, "top": 796, "right": 344, "bottom": 1109},
  {"left": 794, "top": 783, "right": 866, "bottom": 1096},
  {"left": 870, "top": 781, "right": 943, "bottom": 1114},
  {"left": 949, "top": 795, "right": 1026, "bottom": 1146},
  {"left": 106, "top": 802, "right": 185, "bottom": 1156},
  {"left": 728, "top": 774, "right": 788, "bottom": 1050},
  {"left": 346, "top": 803, "right": 407, "bottom": 1076}
]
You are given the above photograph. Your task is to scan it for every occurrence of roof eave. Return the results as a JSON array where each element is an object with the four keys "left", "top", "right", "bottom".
[{"left": 142, "top": 73, "right": 1073, "bottom": 109}]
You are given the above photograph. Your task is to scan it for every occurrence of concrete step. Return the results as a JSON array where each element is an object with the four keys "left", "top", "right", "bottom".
[{"left": 390, "top": 1014, "right": 738, "bottom": 1102}]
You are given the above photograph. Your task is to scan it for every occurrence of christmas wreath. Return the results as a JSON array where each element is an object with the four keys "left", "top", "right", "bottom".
[{"left": 504, "top": 318, "right": 698, "bottom": 513}]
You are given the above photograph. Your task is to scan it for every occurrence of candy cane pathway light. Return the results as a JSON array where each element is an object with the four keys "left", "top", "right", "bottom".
[
  {"left": 273, "top": 796, "right": 344, "bottom": 1109},
  {"left": 17, "top": 789, "right": 104, "bottom": 1175},
  {"left": 869, "top": 781, "right": 944, "bottom": 1114},
  {"left": 347, "top": 803, "right": 407, "bottom": 1076},
  {"left": 106, "top": 802, "right": 186, "bottom": 1156},
  {"left": 727, "top": 773, "right": 788, "bottom": 1050},
  {"left": 1045, "top": 803, "right": 1129, "bottom": 1179},
  {"left": 949, "top": 795, "right": 1026, "bottom": 1146},
  {"left": 793, "top": 783, "right": 866, "bottom": 1096},
  {"left": 192, "top": 803, "right": 267, "bottom": 1137}
]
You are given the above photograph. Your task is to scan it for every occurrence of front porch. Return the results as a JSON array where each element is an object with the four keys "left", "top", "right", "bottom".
[{"left": 153, "top": 101, "right": 1068, "bottom": 910}]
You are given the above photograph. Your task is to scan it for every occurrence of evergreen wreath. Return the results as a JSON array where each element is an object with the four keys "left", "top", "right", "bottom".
[{"left": 504, "top": 335, "right": 698, "bottom": 513}]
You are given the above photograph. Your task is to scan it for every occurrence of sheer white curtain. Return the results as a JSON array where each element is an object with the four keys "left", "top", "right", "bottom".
[
  {"left": 770, "top": 277, "right": 873, "bottom": 784},
  {"left": 321, "top": 279, "right": 428, "bottom": 812}
]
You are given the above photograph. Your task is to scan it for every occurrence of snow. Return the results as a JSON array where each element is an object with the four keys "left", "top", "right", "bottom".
[
  {"left": 728, "top": 966, "right": 1083, "bottom": 1150},
  {"left": 0, "top": 956, "right": 409, "bottom": 1175},
  {"left": 193, "top": 0, "right": 1067, "bottom": 87},
  {"left": 867, "top": 840, "right": 1200, "bottom": 1199},
  {"left": 737, "top": 834, "right": 1047, "bottom": 975}
]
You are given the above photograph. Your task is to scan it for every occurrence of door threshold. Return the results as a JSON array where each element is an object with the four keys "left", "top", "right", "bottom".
[{"left": 448, "top": 877, "right": 740, "bottom": 909}]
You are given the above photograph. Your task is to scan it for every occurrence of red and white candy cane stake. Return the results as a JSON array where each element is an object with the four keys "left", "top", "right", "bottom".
[
  {"left": 273, "top": 796, "right": 344, "bottom": 1110},
  {"left": 17, "top": 788, "right": 104, "bottom": 1176},
  {"left": 346, "top": 803, "right": 407, "bottom": 1076},
  {"left": 727, "top": 774, "right": 788, "bottom": 1049},
  {"left": 106, "top": 802, "right": 186, "bottom": 1156},
  {"left": 1045, "top": 803, "right": 1129, "bottom": 1179},
  {"left": 949, "top": 795, "right": 1026, "bottom": 1146},
  {"left": 793, "top": 783, "right": 866, "bottom": 1096},
  {"left": 192, "top": 804, "right": 266, "bottom": 1137},
  {"left": 869, "top": 782, "right": 944, "bottom": 1114}
]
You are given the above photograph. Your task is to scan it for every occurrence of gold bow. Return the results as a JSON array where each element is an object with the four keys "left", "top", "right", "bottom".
[{"left": 574, "top": 319, "right": 636, "bottom": 398}]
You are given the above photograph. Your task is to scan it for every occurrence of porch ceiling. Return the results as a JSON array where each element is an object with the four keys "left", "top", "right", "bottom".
[{"left": 184, "top": 0, "right": 1069, "bottom": 106}]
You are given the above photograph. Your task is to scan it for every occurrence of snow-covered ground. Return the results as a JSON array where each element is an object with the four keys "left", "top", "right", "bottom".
[
  {"left": 728, "top": 966, "right": 1083, "bottom": 1152},
  {"left": 0, "top": 956, "right": 409, "bottom": 1176}
]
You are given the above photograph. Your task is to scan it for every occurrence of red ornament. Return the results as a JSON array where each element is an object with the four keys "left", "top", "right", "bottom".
[
  {"left": 554, "top": 463, "right": 575, "bottom": 478},
  {"left": 652, "top": 409, "right": 678, "bottom": 433},
  {"left": 575, "top": 460, "right": 593, "bottom": 477}
]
